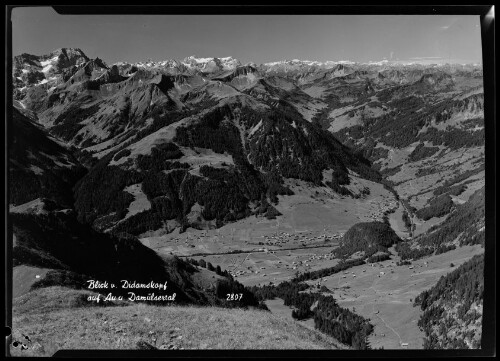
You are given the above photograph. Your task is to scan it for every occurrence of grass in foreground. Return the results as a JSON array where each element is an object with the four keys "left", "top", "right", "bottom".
[{"left": 11, "top": 286, "right": 339, "bottom": 356}]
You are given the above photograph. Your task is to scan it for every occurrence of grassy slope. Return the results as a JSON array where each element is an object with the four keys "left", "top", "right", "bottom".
[{"left": 11, "top": 287, "right": 338, "bottom": 356}]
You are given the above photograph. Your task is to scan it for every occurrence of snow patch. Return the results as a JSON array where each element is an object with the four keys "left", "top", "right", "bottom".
[
  {"left": 249, "top": 119, "right": 263, "bottom": 137},
  {"left": 42, "top": 64, "right": 53, "bottom": 73}
]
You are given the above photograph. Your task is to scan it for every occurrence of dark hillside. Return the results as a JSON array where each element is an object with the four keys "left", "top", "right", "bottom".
[
  {"left": 9, "top": 108, "right": 86, "bottom": 206},
  {"left": 334, "top": 221, "right": 401, "bottom": 259},
  {"left": 414, "top": 254, "right": 484, "bottom": 349}
]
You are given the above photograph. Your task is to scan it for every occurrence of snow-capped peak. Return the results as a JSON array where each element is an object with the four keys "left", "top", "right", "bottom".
[
  {"left": 181, "top": 56, "right": 241, "bottom": 71},
  {"left": 263, "top": 59, "right": 356, "bottom": 69}
]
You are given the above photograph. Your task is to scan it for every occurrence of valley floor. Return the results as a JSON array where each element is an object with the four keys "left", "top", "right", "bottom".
[
  {"left": 304, "top": 244, "right": 484, "bottom": 349},
  {"left": 131, "top": 176, "right": 484, "bottom": 349},
  {"left": 139, "top": 175, "right": 400, "bottom": 287}
]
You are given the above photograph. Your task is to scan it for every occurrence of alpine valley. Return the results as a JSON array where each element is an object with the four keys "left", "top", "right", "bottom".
[{"left": 10, "top": 48, "right": 485, "bottom": 352}]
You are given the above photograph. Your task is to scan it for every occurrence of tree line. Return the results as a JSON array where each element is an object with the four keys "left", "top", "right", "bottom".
[
  {"left": 414, "top": 254, "right": 484, "bottom": 349},
  {"left": 249, "top": 280, "right": 373, "bottom": 349}
]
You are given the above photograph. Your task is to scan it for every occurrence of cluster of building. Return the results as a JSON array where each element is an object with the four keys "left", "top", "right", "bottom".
[{"left": 259, "top": 231, "right": 344, "bottom": 247}]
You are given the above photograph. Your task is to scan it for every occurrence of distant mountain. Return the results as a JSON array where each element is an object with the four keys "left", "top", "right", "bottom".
[
  {"left": 110, "top": 56, "right": 242, "bottom": 77},
  {"left": 13, "top": 48, "right": 91, "bottom": 101},
  {"left": 182, "top": 55, "right": 241, "bottom": 72}
]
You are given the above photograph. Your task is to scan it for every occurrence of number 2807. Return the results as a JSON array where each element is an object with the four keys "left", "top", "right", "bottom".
[{"left": 226, "top": 293, "right": 243, "bottom": 301}]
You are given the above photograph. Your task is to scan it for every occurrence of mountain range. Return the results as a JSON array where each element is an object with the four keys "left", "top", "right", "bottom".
[{"left": 9, "top": 47, "right": 485, "bottom": 351}]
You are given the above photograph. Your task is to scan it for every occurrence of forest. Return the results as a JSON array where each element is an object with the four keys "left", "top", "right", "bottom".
[
  {"left": 332, "top": 93, "right": 484, "bottom": 153},
  {"left": 292, "top": 258, "right": 366, "bottom": 283},
  {"left": 75, "top": 135, "right": 292, "bottom": 235},
  {"left": 12, "top": 209, "right": 265, "bottom": 308},
  {"left": 185, "top": 257, "right": 266, "bottom": 309},
  {"left": 414, "top": 254, "right": 484, "bottom": 349},
  {"left": 11, "top": 210, "right": 195, "bottom": 303},
  {"left": 415, "top": 194, "right": 455, "bottom": 221},
  {"left": 407, "top": 143, "right": 440, "bottom": 162},
  {"left": 10, "top": 108, "right": 86, "bottom": 207},
  {"left": 333, "top": 222, "right": 401, "bottom": 259},
  {"left": 73, "top": 99, "right": 384, "bottom": 235},
  {"left": 249, "top": 280, "right": 373, "bottom": 349},
  {"left": 395, "top": 242, "right": 434, "bottom": 261},
  {"left": 417, "top": 187, "right": 485, "bottom": 249}
]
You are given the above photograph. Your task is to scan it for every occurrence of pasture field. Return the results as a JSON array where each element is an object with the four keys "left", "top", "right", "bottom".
[
  {"left": 12, "top": 265, "right": 50, "bottom": 298},
  {"left": 133, "top": 174, "right": 484, "bottom": 349},
  {"left": 303, "top": 245, "right": 484, "bottom": 349},
  {"left": 138, "top": 174, "right": 398, "bottom": 258},
  {"left": 191, "top": 245, "right": 340, "bottom": 287},
  {"left": 11, "top": 291, "right": 339, "bottom": 355}
]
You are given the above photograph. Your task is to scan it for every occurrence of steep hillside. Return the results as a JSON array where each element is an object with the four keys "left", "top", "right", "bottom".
[
  {"left": 11, "top": 204, "right": 263, "bottom": 308},
  {"left": 414, "top": 254, "right": 484, "bottom": 349},
  {"left": 9, "top": 108, "right": 85, "bottom": 207},
  {"left": 323, "top": 71, "right": 484, "bottom": 236},
  {"left": 395, "top": 187, "right": 485, "bottom": 261},
  {"left": 70, "top": 96, "right": 378, "bottom": 235},
  {"left": 12, "top": 48, "right": 383, "bottom": 236},
  {"left": 11, "top": 48, "right": 485, "bottom": 265},
  {"left": 13, "top": 48, "right": 90, "bottom": 102}
]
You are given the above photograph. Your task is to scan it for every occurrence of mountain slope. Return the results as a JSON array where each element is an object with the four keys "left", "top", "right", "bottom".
[
  {"left": 13, "top": 49, "right": 380, "bottom": 235},
  {"left": 11, "top": 203, "right": 265, "bottom": 309},
  {"left": 11, "top": 48, "right": 484, "bottom": 241},
  {"left": 9, "top": 98, "right": 263, "bottom": 309},
  {"left": 9, "top": 108, "right": 86, "bottom": 207},
  {"left": 10, "top": 48, "right": 486, "bottom": 351},
  {"left": 414, "top": 254, "right": 484, "bottom": 349}
]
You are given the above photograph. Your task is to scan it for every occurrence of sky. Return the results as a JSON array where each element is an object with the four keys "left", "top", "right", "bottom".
[{"left": 11, "top": 7, "right": 483, "bottom": 65}]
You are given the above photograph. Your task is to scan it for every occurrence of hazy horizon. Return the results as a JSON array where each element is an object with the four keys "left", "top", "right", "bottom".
[{"left": 12, "top": 7, "right": 483, "bottom": 65}]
